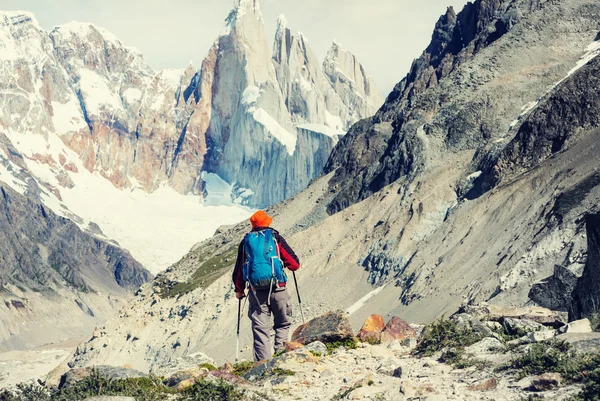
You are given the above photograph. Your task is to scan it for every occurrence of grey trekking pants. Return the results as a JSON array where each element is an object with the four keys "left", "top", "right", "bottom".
[{"left": 248, "top": 286, "right": 293, "bottom": 361}]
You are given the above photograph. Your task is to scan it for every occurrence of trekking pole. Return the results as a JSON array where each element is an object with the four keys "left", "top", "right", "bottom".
[
  {"left": 292, "top": 271, "right": 306, "bottom": 323},
  {"left": 235, "top": 298, "right": 241, "bottom": 361}
]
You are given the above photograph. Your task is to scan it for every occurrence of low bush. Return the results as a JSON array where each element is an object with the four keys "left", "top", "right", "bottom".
[{"left": 415, "top": 318, "right": 484, "bottom": 357}]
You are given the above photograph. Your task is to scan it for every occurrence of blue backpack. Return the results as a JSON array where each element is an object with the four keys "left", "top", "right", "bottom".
[{"left": 242, "top": 229, "right": 287, "bottom": 290}]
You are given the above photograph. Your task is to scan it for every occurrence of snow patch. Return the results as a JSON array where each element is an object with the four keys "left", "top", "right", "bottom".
[
  {"left": 0, "top": 161, "right": 27, "bottom": 195},
  {"left": 51, "top": 100, "right": 87, "bottom": 134},
  {"left": 566, "top": 40, "right": 600, "bottom": 78},
  {"left": 241, "top": 86, "right": 262, "bottom": 105},
  {"left": 122, "top": 88, "right": 142, "bottom": 104},
  {"left": 297, "top": 123, "right": 344, "bottom": 139},
  {"left": 252, "top": 108, "right": 297, "bottom": 155},
  {"left": 78, "top": 69, "right": 124, "bottom": 115},
  {"left": 158, "top": 69, "right": 184, "bottom": 89},
  {"left": 346, "top": 284, "right": 388, "bottom": 316},
  {"left": 325, "top": 110, "right": 344, "bottom": 131}
]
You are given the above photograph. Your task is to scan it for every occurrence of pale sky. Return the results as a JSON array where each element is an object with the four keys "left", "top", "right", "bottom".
[{"left": 3, "top": 0, "right": 468, "bottom": 96}]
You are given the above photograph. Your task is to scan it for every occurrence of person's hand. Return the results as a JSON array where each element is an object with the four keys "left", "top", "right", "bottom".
[{"left": 235, "top": 291, "right": 246, "bottom": 300}]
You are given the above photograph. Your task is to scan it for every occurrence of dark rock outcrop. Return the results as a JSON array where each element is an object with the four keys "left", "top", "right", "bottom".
[
  {"left": 529, "top": 265, "right": 579, "bottom": 312},
  {"left": 291, "top": 310, "right": 355, "bottom": 345},
  {"left": 0, "top": 184, "right": 151, "bottom": 293},
  {"left": 323, "top": 0, "right": 548, "bottom": 214},
  {"left": 570, "top": 214, "right": 600, "bottom": 321}
]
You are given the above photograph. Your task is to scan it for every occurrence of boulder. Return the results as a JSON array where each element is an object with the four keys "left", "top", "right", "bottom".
[
  {"left": 501, "top": 317, "right": 544, "bottom": 335},
  {"left": 467, "top": 377, "right": 498, "bottom": 392},
  {"left": 376, "top": 358, "right": 403, "bottom": 377},
  {"left": 380, "top": 316, "right": 417, "bottom": 344},
  {"left": 530, "top": 373, "right": 563, "bottom": 391},
  {"left": 527, "top": 330, "right": 557, "bottom": 343},
  {"left": 302, "top": 341, "right": 327, "bottom": 355},
  {"left": 165, "top": 367, "right": 208, "bottom": 389},
  {"left": 150, "top": 352, "right": 214, "bottom": 377},
  {"left": 460, "top": 304, "right": 566, "bottom": 328},
  {"left": 59, "top": 366, "right": 146, "bottom": 389},
  {"left": 558, "top": 319, "right": 592, "bottom": 334},
  {"left": 284, "top": 341, "right": 304, "bottom": 352},
  {"left": 291, "top": 310, "right": 354, "bottom": 345},
  {"left": 44, "top": 363, "right": 70, "bottom": 388},
  {"left": 555, "top": 333, "right": 600, "bottom": 354},
  {"left": 357, "top": 314, "right": 386, "bottom": 343},
  {"left": 465, "top": 337, "right": 505, "bottom": 356}
]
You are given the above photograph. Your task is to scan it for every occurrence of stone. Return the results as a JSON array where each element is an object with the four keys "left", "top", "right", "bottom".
[
  {"left": 284, "top": 341, "right": 304, "bottom": 352},
  {"left": 59, "top": 366, "right": 146, "bottom": 389},
  {"left": 357, "top": 314, "right": 386, "bottom": 343},
  {"left": 380, "top": 317, "right": 417, "bottom": 344},
  {"left": 527, "top": 330, "right": 556, "bottom": 343},
  {"left": 501, "top": 317, "right": 545, "bottom": 335},
  {"left": 302, "top": 341, "right": 328, "bottom": 355},
  {"left": 219, "top": 363, "right": 234, "bottom": 374},
  {"left": 555, "top": 333, "right": 600, "bottom": 354},
  {"left": 150, "top": 352, "right": 214, "bottom": 377},
  {"left": 558, "top": 319, "right": 592, "bottom": 334},
  {"left": 467, "top": 377, "right": 498, "bottom": 391},
  {"left": 165, "top": 367, "right": 208, "bottom": 388},
  {"left": 465, "top": 337, "right": 505, "bottom": 356},
  {"left": 400, "top": 380, "right": 437, "bottom": 398},
  {"left": 530, "top": 373, "right": 563, "bottom": 391},
  {"left": 44, "top": 363, "right": 70, "bottom": 388},
  {"left": 463, "top": 304, "right": 566, "bottom": 328},
  {"left": 291, "top": 310, "right": 355, "bottom": 345},
  {"left": 376, "top": 358, "right": 403, "bottom": 377}
]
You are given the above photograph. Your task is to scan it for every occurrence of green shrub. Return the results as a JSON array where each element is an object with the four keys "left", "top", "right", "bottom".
[
  {"left": 590, "top": 314, "right": 600, "bottom": 333},
  {"left": 415, "top": 318, "right": 484, "bottom": 357},
  {"left": 497, "top": 341, "right": 600, "bottom": 382},
  {"left": 578, "top": 368, "right": 600, "bottom": 400},
  {"left": 232, "top": 361, "right": 254, "bottom": 376},
  {"left": 326, "top": 338, "right": 358, "bottom": 353},
  {"left": 199, "top": 363, "right": 217, "bottom": 371},
  {"left": 271, "top": 368, "right": 295, "bottom": 376},
  {"left": 180, "top": 379, "right": 243, "bottom": 401}
]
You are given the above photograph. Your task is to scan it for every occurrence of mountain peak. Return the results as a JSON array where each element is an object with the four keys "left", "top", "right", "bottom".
[
  {"left": 222, "top": 0, "right": 264, "bottom": 36},
  {"left": 0, "top": 11, "right": 41, "bottom": 29}
]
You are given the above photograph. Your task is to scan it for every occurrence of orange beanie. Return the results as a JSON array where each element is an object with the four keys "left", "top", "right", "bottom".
[{"left": 250, "top": 210, "right": 273, "bottom": 228}]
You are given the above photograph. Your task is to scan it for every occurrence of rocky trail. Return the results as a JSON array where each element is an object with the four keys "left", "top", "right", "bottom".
[{"left": 2, "top": 304, "right": 600, "bottom": 400}]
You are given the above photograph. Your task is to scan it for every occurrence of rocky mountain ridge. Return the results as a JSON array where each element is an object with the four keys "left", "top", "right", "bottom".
[
  {"left": 0, "top": 0, "right": 382, "bottom": 273},
  {"left": 0, "top": 181, "right": 151, "bottom": 353}
]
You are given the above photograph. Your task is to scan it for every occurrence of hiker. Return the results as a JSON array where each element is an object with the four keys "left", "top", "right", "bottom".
[{"left": 232, "top": 210, "right": 300, "bottom": 361}]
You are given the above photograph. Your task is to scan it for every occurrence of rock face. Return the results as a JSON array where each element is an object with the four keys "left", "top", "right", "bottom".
[
  {"left": 0, "top": 183, "right": 151, "bottom": 352},
  {"left": 570, "top": 214, "right": 600, "bottom": 321},
  {"left": 357, "top": 314, "right": 386, "bottom": 343},
  {"left": 0, "top": 5, "right": 381, "bottom": 211}
]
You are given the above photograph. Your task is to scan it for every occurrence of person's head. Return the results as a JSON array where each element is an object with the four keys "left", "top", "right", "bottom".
[{"left": 250, "top": 210, "right": 272, "bottom": 229}]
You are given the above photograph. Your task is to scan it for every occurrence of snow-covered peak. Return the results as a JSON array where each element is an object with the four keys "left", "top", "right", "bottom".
[
  {"left": 276, "top": 14, "right": 288, "bottom": 33},
  {"left": 53, "top": 21, "right": 123, "bottom": 46},
  {"left": 222, "top": 0, "right": 264, "bottom": 36},
  {"left": 0, "top": 10, "right": 40, "bottom": 29}
]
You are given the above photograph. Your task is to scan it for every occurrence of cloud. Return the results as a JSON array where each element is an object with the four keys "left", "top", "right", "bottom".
[{"left": 3, "top": 0, "right": 468, "bottom": 95}]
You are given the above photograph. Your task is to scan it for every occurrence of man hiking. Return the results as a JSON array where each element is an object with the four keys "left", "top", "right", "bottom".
[{"left": 232, "top": 210, "right": 300, "bottom": 361}]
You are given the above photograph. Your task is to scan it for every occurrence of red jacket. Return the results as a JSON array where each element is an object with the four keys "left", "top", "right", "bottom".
[{"left": 232, "top": 227, "right": 300, "bottom": 293}]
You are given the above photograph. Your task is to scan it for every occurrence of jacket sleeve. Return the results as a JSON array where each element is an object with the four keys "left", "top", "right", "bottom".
[
  {"left": 275, "top": 232, "right": 300, "bottom": 271},
  {"left": 232, "top": 241, "right": 246, "bottom": 293}
]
